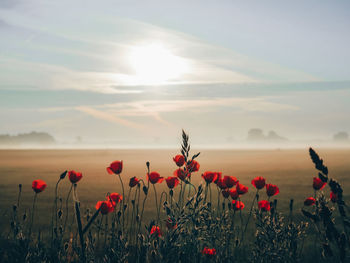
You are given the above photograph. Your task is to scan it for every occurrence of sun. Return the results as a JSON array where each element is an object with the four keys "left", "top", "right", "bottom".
[{"left": 128, "top": 43, "right": 189, "bottom": 85}]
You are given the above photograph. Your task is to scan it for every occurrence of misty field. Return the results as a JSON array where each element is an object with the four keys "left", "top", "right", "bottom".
[{"left": 1, "top": 146, "right": 350, "bottom": 262}]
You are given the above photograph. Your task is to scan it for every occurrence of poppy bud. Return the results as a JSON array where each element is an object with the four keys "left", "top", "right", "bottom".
[
  {"left": 59, "top": 226, "right": 63, "bottom": 235},
  {"left": 143, "top": 186, "right": 148, "bottom": 195},
  {"left": 165, "top": 207, "right": 171, "bottom": 215},
  {"left": 19, "top": 184, "right": 22, "bottom": 190},
  {"left": 64, "top": 243, "right": 69, "bottom": 251},
  {"left": 146, "top": 161, "right": 150, "bottom": 169},
  {"left": 13, "top": 205, "right": 17, "bottom": 212},
  {"left": 151, "top": 250, "right": 156, "bottom": 259},
  {"left": 10, "top": 221, "right": 15, "bottom": 229},
  {"left": 289, "top": 199, "right": 294, "bottom": 212},
  {"left": 207, "top": 202, "right": 211, "bottom": 208},
  {"left": 23, "top": 213, "right": 27, "bottom": 221},
  {"left": 131, "top": 200, "right": 135, "bottom": 205},
  {"left": 60, "top": 170, "right": 67, "bottom": 180},
  {"left": 169, "top": 189, "right": 173, "bottom": 196},
  {"left": 124, "top": 205, "right": 127, "bottom": 210},
  {"left": 117, "top": 211, "right": 121, "bottom": 218}
]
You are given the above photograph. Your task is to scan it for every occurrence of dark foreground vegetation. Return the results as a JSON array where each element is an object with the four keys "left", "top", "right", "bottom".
[{"left": 1, "top": 131, "right": 350, "bottom": 262}]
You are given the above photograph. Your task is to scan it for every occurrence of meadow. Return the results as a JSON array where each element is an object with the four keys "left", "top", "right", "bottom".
[{"left": 1, "top": 135, "right": 350, "bottom": 262}]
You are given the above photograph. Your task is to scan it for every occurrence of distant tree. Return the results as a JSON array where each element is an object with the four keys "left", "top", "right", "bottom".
[
  {"left": 247, "top": 129, "right": 265, "bottom": 141},
  {"left": 333, "top": 131, "right": 349, "bottom": 142}
]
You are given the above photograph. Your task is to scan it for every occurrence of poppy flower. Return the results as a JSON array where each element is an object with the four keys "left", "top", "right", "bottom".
[
  {"left": 215, "top": 178, "right": 228, "bottom": 190},
  {"left": 147, "top": 172, "right": 164, "bottom": 184},
  {"left": 266, "top": 184, "right": 279, "bottom": 197},
  {"left": 173, "top": 168, "right": 188, "bottom": 181},
  {"left": 258, "top": 200, "right": 271, "bottom": 211},
  {"left": 32, "top": 179, "right": 47, "bottom": 193},
  {"left": 187, "top": 160, "right": 200, "bottom": 172},
  {"left": 107, "top": 160, "right": 123, "bottom": 175},
  {"left": 223, "top": 176, "right": 238, "bottom": 188},
  {"left": 68, "top": 170, "right": 82, "bottom": 184},
  {"left": 304, "top": 197, "right": 316, "bottom": 206},
  {"left": 222, "top": 189, "right": 230, "bottom": 199},
  {"left": 95, "top": 201, "right": 114, "bottom": 215},
  {"left": 202, "top": 171, "right": 217, "bottom": 184},
  {"left": 231, "top": 200, "right": 244, "bottom": 211},
  {"left": 202, "top": 247, "right": 216, "bottom": 256},
  {"left": 165, "top": 217, "right": 177, "bottom": 230},
  {"left": 229, "top": 188, "right": 239, "bottom": 200},
  {"left": 330, "top": 192, "right": 338, "bottom": 203},
  {"left": 129, "top": 177, "right": 140, "bottom": 187},
  {"left": 108, "top": 193, "right": 123, "bottom": 204},
  {"left": 236, "top": 182, "right": 248, "bottom": 195},
  {"left": 251, "top": 176, "right": 266, "bottom": 190},
  {"left": 150, "top": 225, "right": 162, "bottom": 237},
  {"left": 313, "top": 177, "right": 326, "bottom": 191},
  {"left": 173, "top": 155, "right": 185, "bottom": 167},
  {"left": 213, "top": 172, "right": 222, "bottom": 184},
  {"left": 165, "top": 176, "right": 180, "bottom": 189}
]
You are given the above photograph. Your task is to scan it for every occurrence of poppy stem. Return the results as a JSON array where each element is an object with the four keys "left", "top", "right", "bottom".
[
  {"left": 28, "top": 193, "right": 37, "bottom": 239},
  {"left": 153, "top": 184, "right": 160, "bottom": 224},
  {"left": 117, "top": 173, "right": 125, "bottom": 230},
  {"left": 217, "top": 186, "right": 220, "bottom": 215},
  {"left": 242, "top": 189, "right": 258, "bottom": 240},
  {"left": 138, "top": 179, "right": 149, "bottom": 235},
  {"left": 63, "top": 184, "right": 73, "bottom": 233},
  {"left": 125, "top": 187, "right": 132, "bottom": 230}
]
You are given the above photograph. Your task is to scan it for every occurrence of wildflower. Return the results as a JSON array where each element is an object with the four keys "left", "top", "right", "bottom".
[
  {"left": 108, "top": 193, "right": 123, "bottom": 204},
  {"left": 95, "top": 201, "right": 114, "bottom": 215},
  {"left": 165, "top": 217, "right": 177, "bottom": 230},
  {"left": 313, "top": 177, "right": 326, "bottom": 191},
  {"left": 222, "top": 189, "right": 230, "bottom": 199},
  {"left": 187, "top": 160, "right": 200, "bottom": 172},
  {"left": 258, "top": 200, "right": 271, "bottom": 211},
  {"left": 229, "top": 188, "right": 239, "bottom": 200},
  {"left": 32, "top": 179, "right": 47, "bottom": 193},
  {"left": 165, "top": 176, "right": 180, "bottom": 189},
  {"left": 173, "top": 155, "right": 185, "bottom": 167},
  {"left": 107, "top": 160, "right": 123, "bottom": 175},
  {"left": 330, "top": 192, "right": 337, "bottom": 203},
  {"left": 68, "top": 170, "right": 82, "bottom": 184},
  {"left": 174, "top": 168, "right": 188, "bottom": 181},
  {"left": 232, "top": 200, "right": 244, "bottom": 211},
  {"left": 236, "top": 182, "right": 248, "bottom": 195},
  {"left": 266, "top": 184, "right": 279, "bottom": 197},
  {"left": 129, "top": 177, "right": 140, "bottom": 187},
  {"left": 251, "top": 176, "right": 266, "bottom": 190},
  {"left": 147, "top": 172, "right": 164, "bottom": 184},
  {"left": 223, "top": 175, "right": 238, "bottom": 188},
  {"left": 150, "top": 225, "right": 162, "bottom": 237},
  {"left": 216, "top": 177, "right": 227, "bottom": 189},
  {"left": 202, "top": 171, "right": 217, "bottom": 184},
  {"left": 304, "top": 197, "right": 316, "bottom": 206},
  {"left": 202, "top": 247, "right": 216, "bottom": 256}
]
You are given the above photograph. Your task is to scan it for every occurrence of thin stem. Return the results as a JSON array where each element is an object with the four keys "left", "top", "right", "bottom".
[
  {"left": 63, "top": 184, "right": 73, "bottom": 232},
  {"left": 153, "top": 184, "right": 160, "bottom": 224},
  {"left": 28, "top": 193, "right": 37, "bottom": 238},
  {"left": 117, "top": 173, "right": 125, "bottom": 229},
  {"left": 242, "top": 189, "right": 259, "bottom": 238}
]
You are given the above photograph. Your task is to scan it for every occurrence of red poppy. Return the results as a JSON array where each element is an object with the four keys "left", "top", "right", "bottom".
[
  {"left": 129, "top": 177, "right": 140, "bottom": 187},
  {"left": 187, "top": 160, "right": 200, "bottom": 172},
  {"left": 165, "top": 176, "right": 180, "bottom": 189},
  {"left": 173, "top": 155, "right": 185, "bottom": 167},
  {"left": 213, "top": 172, "right": 222, "bottom": 184},
  {"left": 165, "top": 217, "right": 177, "bottom": 230},
  {"left": 229, "top": 188, "right": 239, "bottom": 200},
  {"left": 95, "top": 201, "right": 114, "bottom": 215},
  {"left": 150, "top": 225, "right": 162, "bottom": 237},
  {"left": 216, "top": 177, "right": 227, "bottom": 189},
  {"left": 313, "top": 177, "right": 326, "bottom": 191},
  {"left": 236, "top": 182, "right": 248, "bottom": 195},
  {"left": 258, "top": 200, "right": 271, "bottom": 211},
  {"left": 173, "top": 168, "right": 188, "bottom": 181},
  {"left": 222, "top": 189, "right": 230, "bottom": 199},
  {"left": 68, "top": 170, "right": 82, "bottom": 184},
  {"left": 330, "top": 192, "right": 338, "bottom": 203},
  {"left": 266, "top": 184, "right": 279, "bottom": 197},
  {"left": 202, "top": 171, "right": 217, "bottom": 184},
  {"left": 107, "top": 160, "right": 123, "bottom": 175},
  {"left": 304, "top": 197, "right": 316, "bottom": 206},
  {"left": 32, "top": 179, "right": 47, "bottom": 193},
  {"left": 147, "top": 172, "right": 164, "bottom": 184},
  {"left": 108, "top": 193, "right": 123, "bottom": 204},
  {"left": 223, "top": 176, "right": 238, "bottom": 188},
  {"left": 232, "top": 200, "right": 244, "bottom": 211},
  {"left": 251, "top": 176, "right": 266, "bottom": 190},
  {"left": 202, "top": 247, "right": 216, "bottom": 256}
]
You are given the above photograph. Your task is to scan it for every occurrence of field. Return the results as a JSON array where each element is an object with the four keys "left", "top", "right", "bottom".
[
  {"left": 1, "top": 147, "right": 350, "bottom": 262},
  {"left": 1, "top": 148, "right": 350, "bottom": 228}
]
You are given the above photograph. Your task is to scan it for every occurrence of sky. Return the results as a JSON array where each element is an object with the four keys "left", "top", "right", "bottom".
[{"left": 0, "top": 0, "right": 350, "bottom": 147}]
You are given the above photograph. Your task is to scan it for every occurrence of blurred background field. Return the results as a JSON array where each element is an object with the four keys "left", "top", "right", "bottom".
[{"left": 0, "top": 148, "right": 349, "bottom": 237}]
